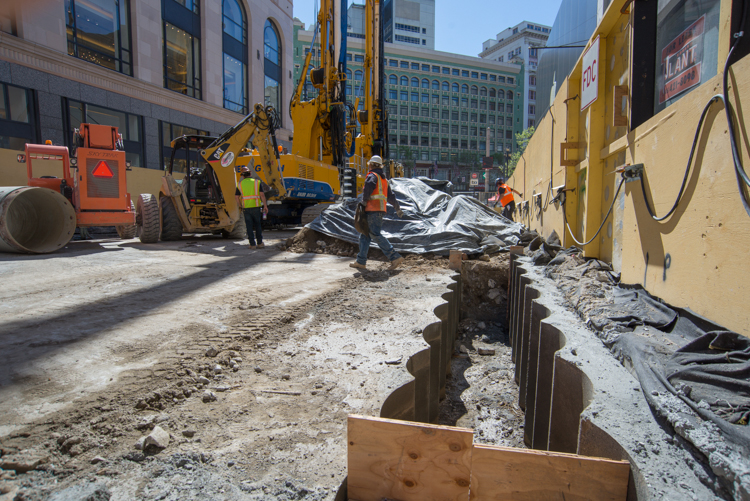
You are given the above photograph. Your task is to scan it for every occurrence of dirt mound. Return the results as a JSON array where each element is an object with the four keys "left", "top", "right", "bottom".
[
  {"left": 460, "top": 254, "right": 510, "bottom": 322},
  {"left": 283, "top": 227, "right": 360, "bottom": 258}
]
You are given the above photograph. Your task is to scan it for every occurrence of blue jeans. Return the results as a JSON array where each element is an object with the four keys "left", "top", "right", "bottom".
[
  {"left": 243, "top": 207, "right": 263, "bottom": 246},
  {"left": 357, "top": 211, "right": 401, "bottom": 264}
]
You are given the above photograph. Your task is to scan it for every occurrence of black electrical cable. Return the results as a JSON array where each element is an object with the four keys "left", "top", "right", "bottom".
[
  {"left": 639, "top": 0, "right": 749, "bottom": 220},
  {"left": 722, "top": 0, "right": 750, "bottom": 215},
  {"left": 638, "top": 95, "right": 721, "bottom": 221},
  {"left": 563, "top": 174, "right": 626, "bottom": 247}
]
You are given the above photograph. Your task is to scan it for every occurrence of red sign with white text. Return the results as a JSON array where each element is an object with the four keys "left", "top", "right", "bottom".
[{"left": 659, "top": 16, "right": 705, "bottom": 104}]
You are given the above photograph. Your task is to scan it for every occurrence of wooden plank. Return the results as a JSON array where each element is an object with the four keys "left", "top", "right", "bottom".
[
  {"left": 469, "top": 444, "right": 630, "bottom": 501},
  {"left": 347, "top": 415, "right": 473, "bottom": 501},
  {"left": 613, "top": 85, "right": 629, "bottom": 127}
]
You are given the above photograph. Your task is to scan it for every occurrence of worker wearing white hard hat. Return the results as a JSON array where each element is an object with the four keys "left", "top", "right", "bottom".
[{"left": 350, "top": 155, "right": 405, "bottom": 271}]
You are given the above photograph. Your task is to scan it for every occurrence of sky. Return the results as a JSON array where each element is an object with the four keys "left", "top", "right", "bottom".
[{"left": 292, "top": 0, "right": 564, "bottom": 57}]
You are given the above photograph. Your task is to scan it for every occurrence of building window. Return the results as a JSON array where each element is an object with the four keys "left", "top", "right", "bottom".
[
  {"left": 400, "top": 91, "right": 408, "bottom": 101},
  {"left": 401, "top": 76, "right": 408, "bottom": 86},
  {"left": 411, "top": 77, "right": 419, "bottom": 87},
  {"left": 421, "top": 108, "right": 429, "bottom": 117},
  {"left": 163, "top": 0, "right": 201, "bottom": 99},
  {"left": 529, "top": 75, "right": 536, "bottom": 85},
  {"left": 432, "top": 80, "right": 440, "bottom": 90},
  {"left": 389, "top": 74, "right": 398, "bottom": 85},
  {"left": 461, "top": 70, "right": 469, "bottom": 78},
  {"left": 159, "top": 121, "right": 209, "bottom": 172},
  {"left": 480, "top": 73, "right": 488, "bottom": 80},
  {"left": 489, "top": 102, "right": 495, "bottom": 111},
  {"left": 400, "top": 105, "right": 408, "bottom": 115},
  {"left": 432, "top": 65, "right": 440, "bottom": 73},
  {"left": 355, "top": 54, "right": 364, "bottom": 62},
  {"left": 507, "top": 77, "right": 514, "bottom": 84},
  {"left": 461, "top": 112, "right": 468, "bottom": 121},
  {"left": 432, "top": 109, "right": 439, "bottom": 119},
  {"left": 528, "top": 105, "right": 535, "bottom": 115},
  {"left": 222, "top": 0, "right": 247, "bottom": 113},
  {"left": 421, "top": 79, "right": 429, "bottom": 89},
  {"left": 264, "top": 20, "right": 281, "bottom": 114},
  {"left": 389, "top": 59, "right": 398, "bottom": 67},
  {"left": 470, "top": 85, "right": 478, "bottom": 96},
  {"left": 421, "top": 64, "right": 429, "bottom": 72},
  {"left": 490, "top": 75, "right": 497, "bottom": 82},
  {"left": 66, "top": 99, "right": 144, "bottom": 167},
  {"left": 432, "top": 94, "right": 439, "bottom": 104},
  {"left": 66, "top": 0, "right": 133, "bottom": 75},
  {"left": 0, "top": 83, "right": 36, "bottom": 151},
  {"left": 442, "top": 96, "right": 450, "bottom": 106},
  {"left": 529, "top": 90, "right": 536, "bottom": 100},
  {"left": 400, "top": 61, "right": 409, "bottom": 68},
  {"left": 421, "top": 93, "right": 429, "bottom": 103},
  {"left": 443, "top": 67, "right": 450, "bottom": 74},
  {"left": 471, "top": 71, "right": 478, "bottom": 79},
  {"left": 461, "top": 84, "right": 468, "bottom": 94},
  {"left": 507, "top": 91, "right": 513, "bottom": 100},
  {"left": 461, "top": 97, "right": 468, "bottom": 107},
  {"left": 452, "top": 69, "right": 459, "bottom": 76},
  {"left": 411, "top": 92, "right": 419, "bottom": 102},
  {"left": 389, "top": 89, "right": 397, "bottom": 100},
  {"left": 470, "top": 99, "right": 478, "bottom": 109},
  {"left": 528, "top": 119, "right": 535, "bottom": 128},
  {"left": 451, "top": 111, "right": 459, "bottom": 121},
  {"left": 422, "top": 40, "right": 426, "bottom": 46}
]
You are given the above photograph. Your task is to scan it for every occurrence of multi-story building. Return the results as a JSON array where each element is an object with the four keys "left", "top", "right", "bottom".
[
  {"left": 0, "top": 0, "right": 293, "bottom": 171},
  {"left": 479, "top": 21, "right": 550, "bottom": 129},
  {"left": 380, "top": 0, "right": 435, "bottom": 50},
  {"left": 293, "top": 19, "right": 523, "bottom": 189}
]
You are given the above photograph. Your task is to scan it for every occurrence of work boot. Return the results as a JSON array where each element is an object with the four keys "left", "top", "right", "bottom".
[
  {"left": 349, "top": 262, "right": 367, "bottom": 270},
  {"left": 388, "top": 257, "right": 405, "bottom": 270},
  {"left": 256, "top": 243, "right": 265, "bottom": 249},
  {"left": 248, "top": 245, "right": 257, "bottom": 250}
]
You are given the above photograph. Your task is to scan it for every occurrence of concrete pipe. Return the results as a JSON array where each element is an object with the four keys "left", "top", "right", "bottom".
[{"left": 0, "top": 186, "right": 77, "bottom": 254}]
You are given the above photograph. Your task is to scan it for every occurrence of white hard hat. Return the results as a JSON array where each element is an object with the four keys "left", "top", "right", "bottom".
[{"left": 368, "top": 155, "right": 383, "bottom": 165}]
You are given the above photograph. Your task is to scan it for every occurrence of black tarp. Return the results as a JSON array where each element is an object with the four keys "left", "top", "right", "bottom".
[
  {"left": 543, "top": 249, "right": 750, "bottom": 498},
  {"left": 306, "top": 178, "right": 523, "bottom": 256}
]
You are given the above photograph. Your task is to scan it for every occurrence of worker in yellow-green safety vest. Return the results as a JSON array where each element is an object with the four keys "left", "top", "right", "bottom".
[
  {"left": 235, "top": 166, "right": 268, "bottom": 249},
  {"left": 350, "top": 155, "right": 405, "bottom": 271}
]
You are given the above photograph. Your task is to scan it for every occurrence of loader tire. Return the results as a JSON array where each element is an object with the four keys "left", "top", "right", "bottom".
[
  {"left": 160, "top": 197, "right": 183, "bottom": 241},
  {"left": 221, "top": 216, "right": 247, "bottom": 239},
  {"left": 136, "top": 194, "right": 160, "bottom": 243},
  {"left": 116, "top": 201, "right": 137, "bottom": 239}
]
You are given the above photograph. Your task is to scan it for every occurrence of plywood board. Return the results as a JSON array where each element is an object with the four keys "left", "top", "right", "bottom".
[
  {"left": 469, "top": 444, "right": 629, "bottom": 501},
  {"left": 347, "top": 415, "right": 473, "bottom": 501}
]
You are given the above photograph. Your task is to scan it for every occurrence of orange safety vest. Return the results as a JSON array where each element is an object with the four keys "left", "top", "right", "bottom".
[
  {"left": 498, "top": 183, "right": 514, "bottom": 207},
  {"left": 240, "top": 177, "right": 261, "bottom": 208},
  {"left": 365, "top": 173, "right": 388, "bottom": 212}
]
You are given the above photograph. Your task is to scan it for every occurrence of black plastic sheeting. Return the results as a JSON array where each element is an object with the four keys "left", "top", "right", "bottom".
[
  {"left": 539, "top": 243, "right": 750, "bottom": 498},
  {"left": 306, "top": 178, "right": 523, "bottom": 256}
]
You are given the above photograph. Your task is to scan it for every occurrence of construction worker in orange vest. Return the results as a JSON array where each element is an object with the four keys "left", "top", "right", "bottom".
[
  {"left": 235, "top": 166, "right": 268, "bottom": 249},
  {"left": 350, "top": 155, "right": 405, "bottom": 271},
  {"left": 495, "top": 177, "right": 522, "bottom": 221}
]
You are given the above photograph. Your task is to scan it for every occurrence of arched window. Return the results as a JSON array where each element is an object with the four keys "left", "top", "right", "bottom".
[
  {"left": 461, "top": 84, "right": 468, "bottom": 94},
  {"left": 389, "top": 74, "right": 398, "bottom": 85},
  {"left": 452, "top": 83, "right": 459, "bottom": 92},
  {"left": 222, "top": 0, "right": 247, "bottom": 113},
  {"left": 507, "top": 91, "right": 513, "bottom": 100},
  {"left": 353, "top": 70, "right": 364, "bottom": 96},
  {"left": 480, "top": 86, "right": 487, "bottom": 97},
  {"left": 442, "top": 81, "right": 449, "bottom": 91},
  {"left": 411, "top": 77, "right": 419, "bottom": 87},
  {"left": 400, "top": 76, "right": 408, "bottom": 86},
  {"left": 263, "top": 20, "right": 281, "bottom": 113},
  {"left": 470, "top": 85, "right": 478, "bottom": 95},
  {"left": 498, "top": 89, "right": 505, "bottom": 99},
  {"left": 489, "top": 88, "right": 496, "bottom": 98},
  {"left": 432, "top": 80, "right": 439, "bottom": 90},
  {"left": 421, "top": 79, "right": 429, "bottom": 89}
]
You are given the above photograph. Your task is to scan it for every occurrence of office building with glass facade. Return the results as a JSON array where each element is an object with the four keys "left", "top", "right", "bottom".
[
  {"left": 0, "top": 0, "right": 293, "bottom": 170},
  {"left": 293, "top": 20, "right": 524, "bottom": 186}
]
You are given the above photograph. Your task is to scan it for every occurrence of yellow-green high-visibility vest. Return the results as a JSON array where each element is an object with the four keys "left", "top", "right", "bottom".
[{"left": 240, "top": 177, "right": 261, "bottom": 208}]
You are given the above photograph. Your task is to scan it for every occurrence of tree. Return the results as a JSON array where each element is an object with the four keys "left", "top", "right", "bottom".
[{"left": 506, "top": 126, "right": 535, "bottom": 178}]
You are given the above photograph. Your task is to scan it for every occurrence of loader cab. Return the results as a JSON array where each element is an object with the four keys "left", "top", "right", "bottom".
[{"left": 168, "top": 134, "right": 221, "bottom": 205}]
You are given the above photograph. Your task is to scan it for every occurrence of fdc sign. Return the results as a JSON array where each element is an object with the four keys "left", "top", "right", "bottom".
[{"left": 581, "top": 35, "right": 600, "bottom": 111}]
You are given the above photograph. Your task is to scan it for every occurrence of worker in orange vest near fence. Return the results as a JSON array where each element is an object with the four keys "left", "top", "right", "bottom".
[
  {"left": 235, "top": 166, "right": 268, "bottom": 249},
  {"left": 350, "top": 155, "right": 405, "bottom": 271},
  {"left": 495, "top": 177, "right": 522, "bottom": 221}
]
